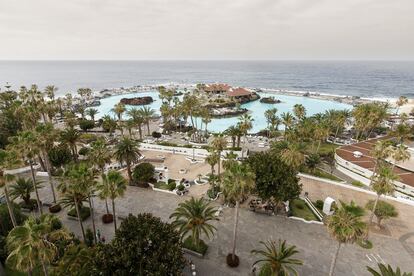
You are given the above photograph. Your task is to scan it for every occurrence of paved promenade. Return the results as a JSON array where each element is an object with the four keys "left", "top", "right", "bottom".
[{"left": 35, "top": 181, "right": 414, "bottom": 276}]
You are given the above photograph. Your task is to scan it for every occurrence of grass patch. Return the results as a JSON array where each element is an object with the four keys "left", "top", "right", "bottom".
[
  {"left": 154, "top": 181, "right": 169, "bottom": 190},
  {"left": 357, "top": 239, "right": 373, "bottom": 249},
  {"left": 289, "top": 199, "right": 319, "bottom": 221},
  {"left": 351, "top": 180, "right": 365, "bottom": 187},
  {"left": 305, "top": 168, "right": 342, "bottom": 182},
  {"left": 182, "top": 236, "right": 208, "bottom": 255},
  {"left": 304, "top": 142, "right": 338, "bottom": 156},
  {"left": 68, "top": 206, "right": 91, "bottom": 221}
]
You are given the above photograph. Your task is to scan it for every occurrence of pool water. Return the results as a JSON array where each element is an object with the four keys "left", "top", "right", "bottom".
[{"left": 94, "top": 91, "right": 352, "bottom": 133}]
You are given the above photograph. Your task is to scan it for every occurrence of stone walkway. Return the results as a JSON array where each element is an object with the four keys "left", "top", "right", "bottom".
[{"left": 33, "top": 180, "right": 414, "bottom": 276}]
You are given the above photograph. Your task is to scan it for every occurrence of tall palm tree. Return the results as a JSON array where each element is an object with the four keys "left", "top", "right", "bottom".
[
  {"left": 395, "top": 96, "right": 408, "bottom": 115},
  {"left": 293, "top": 104, "right": 306, "bottom": 121},
  {"left": 368, "top": 165, "right": 398, "bottom": 227},
  {"left": 139, "top": 106, "right": 155, "bottom": 135},
  {"left": 170, "top": 197, "right": 218, "bottom": 249},
  {"left": 8, "top": 131, "right": 43, "bottom": 214},
  {"left": 367, "top": 263, "right": 412, "bottom": 276},
  {"left": 238, "top": 114, "right": 254, "bottom": 157},
  {"left": 251, "top": 239, "right": 303, "bottom": 276},
  {"left": 6, "top": 216, "right": 57, "bottom": 276},
  {"left": 111, "top": 103, "right": 126, "bottom": 135},
  {"left": 225, "top": 125, "right": 239, "bottom": 148},
  {"left": 281, "top": 112, "right": 295, "bottom": 139},
  {"left": 44, "top": 85, "right": 58, "bottom": 101},
  {"left": 59, "top": 164, "right": 93, "bottom": 242},
  {"left": 210, "top": 135, "right": 228, "bottom": 178},
  {"left": 114, "top": 137, "right": 141, "bottom": 184},
  {"left": 100, "top": 170, "right": 127, "bottom": 231},
  {"left": 60, "top": 127, "right": 81, "bottom": 162},
  {"left": 280, "top": 143, "right": 305, "bottom": 170},
  {"left": 35, "top": 123, "right": 59, "bottom": 203},
  {"left": 127, "top": 108, "right": 144, "bottom": 139},
  {"left": 222, "top": 162, "right": 255, "bottom": 266},
  {"left": 326, "top": 201, "right": 367, "bottom": 276},
  {"left": 102, "top": 115, "right": 117, "bottom": 136},
  {"left": 86, "top": 108, "right": 99, "bottom": 122},
  {"left": 205, "top": 151, "right": 219, "bottom": 175},
  {"left": 0, "top": 149, "right": 21, "bottom": 227},
  {"left": 88, "top": 138, "right": 113, "bottom": 214}
]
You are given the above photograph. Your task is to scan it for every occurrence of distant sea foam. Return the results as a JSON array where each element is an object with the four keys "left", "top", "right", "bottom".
[{"left": 0, "top": 60, "right": 413, "bottom": 99}]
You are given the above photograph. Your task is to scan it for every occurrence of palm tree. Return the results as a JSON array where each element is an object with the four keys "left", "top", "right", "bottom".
[
  {"left": 170, "top": 197, "right": 218, "bottom": 249},
  {"left": 281, "top": 112, "right": 295, "bottom": 139},
  {"left": 9, "top": 178, "right": 42, "bottom": 211},
  {"left": 293, "top": 104, "right": 306, "bottom": 121},
  {"left": 100, "top": 170, "right": 127, "bottom": 231},
  {"left": 35, "top": 123, "right": 58, "bottom": 203},
  {"left": 210, "top": 135, "right": 227, "bottom": 179},
  {"left": 222, "top": 162, "right": 255, "bottom": 266},
  {"left": 111, "top": 103, "right": 126, "bottom": 136},
  {"left": 6, "top": 216, "right": 57, "bottom": 276},
  {"left": 225, "top": 125, "right": 239, "bottom": 148},
  {"left": 251, "top": 239, "right": 303, "bottom": 276},
  {"left": 8, "top": 131, "right": 43, "bottom": 214},
  {"left": 127, "top": 108, "right": 144, "bottom": 139},
  {"left": 280, "top": 143, "right": 305, "bottom": 170},
  {"left": 390, "top": 144, "right": 410, "bottom": 169},
  {"left": 60, "top": 127, "right": 81, "bottom": 162},
  {"left": 44, "top": 85, "right": 57, "bottom": 101},
  {"left": 367, "top": 263, "right": 412, "bottom": 276},
  {"left": 88, "top": 138, "right": 113, "bottom": 214},
  {"left": 396, "top": 96, "right": 408, "bottom": 115},
  {"left": 238, "top": 114, "right": 254, "bottom": 157},
  {"left": 205, "top": 151, "right": 219, "bottom": 175},
  {"left": 140, "top": 106, "right": 155, "bottom": 135},
  {"left": 59, "top": 164, "right": 93, "bottom": 242},
  {"left": 326, "top": 201, "right": 367, "bottom": 276},
  {"left": 114, "top": 137, "right": 141, "bottom": 184},
  {"left": 0, "top": 149, "right": 21, "bottom": 227},
  {"left": 86, "top": 108, "right": 99, "bottom": 122},
  {"left": 368, "top": 165, "right": 398, "bottom": 227}
]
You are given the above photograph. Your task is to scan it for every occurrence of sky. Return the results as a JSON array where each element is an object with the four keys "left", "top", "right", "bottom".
[{"left": 0, "top": 0, "right": 413, "bottom": 60}]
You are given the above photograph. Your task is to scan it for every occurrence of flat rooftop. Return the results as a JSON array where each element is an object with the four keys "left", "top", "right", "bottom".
[{"left": 336, "top": 137, "right": 414, "bottom": 188}]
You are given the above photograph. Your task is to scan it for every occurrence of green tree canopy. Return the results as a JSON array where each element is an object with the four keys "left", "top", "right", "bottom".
[
  {"left": 90, "top": 213, "right": 186, "bottom": 275},
  {"left": 246, "top": 151, "right": 302, "bottom": 204}
]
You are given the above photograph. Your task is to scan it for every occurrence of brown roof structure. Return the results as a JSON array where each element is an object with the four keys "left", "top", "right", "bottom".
[
  {"left": 226, "top": 87, "right": 252, "bottom": 97},
  {"left": 336, "top": 136, "right": 414, "bottom": 188}
]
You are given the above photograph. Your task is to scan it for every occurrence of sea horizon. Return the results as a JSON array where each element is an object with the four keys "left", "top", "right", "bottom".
[{"left": 1, "top": 60, "right": 413, "bottom": 99}]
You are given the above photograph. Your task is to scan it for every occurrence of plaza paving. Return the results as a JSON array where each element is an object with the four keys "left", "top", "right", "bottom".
[{"left": 34, "top": 180, "right": 414, "bottom": 276}]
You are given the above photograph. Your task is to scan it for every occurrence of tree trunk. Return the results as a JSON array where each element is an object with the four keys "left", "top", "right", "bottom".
[
  {"left": 29, "top": 161, "right": 43, "bottom": 215},
  {"left": 43, "top": 151, "right": 57, "bottom": 203},
  {"left": 329, "top": 242, "right": 341, "bottom": 276},
  {"left": 217, "top": 151, "right": 221, "bottom": 180},
  {"left": 88, "top": 195, "right": 97, "bottom": 244},
  {"left": 74, "top": 197, "right": 86, "bottom": 242},
  {"left": 4, "top": 185, "right": 17, "bottom": 227},
  {"left": 231, "top": 201, "right": 240, "bottom": 261},
  {"left": 369, "top": 194, "right": 380, "bottom": 226},
  {"left": 147, "top": 122, "right": 150, "bottom": 135},
  {"left": 112, "top": 198, "right": 117, "bottom": 231},
  {"left": 41, "top": 261, "right": 48, "bottom": 276},
  {"left": 231, "top": 137, "right": 236, "bottom": 148},
  {"left": 237, "top": 136, "right": 241, "bottom": 148},
  {"left": 105, "top": 199, "right": 110, "bottom": 214},
  {"left": 138, "top": 125, "right": 142, "bottom": 140},
  {"left": 126, "top": 162, "right": 132, "bottom": 184},
  {"left": 37, "top": 154, "right": 47, "bottom": 171}
]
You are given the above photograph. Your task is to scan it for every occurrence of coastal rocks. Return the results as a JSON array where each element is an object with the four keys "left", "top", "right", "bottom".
[
  {"left": 120, "top": 96, "right": 153, "bottom": 105},
  {"left": 260, "top": 97, "right": 281, "bottom": 104},
  {"left": 210, "top": 108, "right": 248, "bottom": 117}
]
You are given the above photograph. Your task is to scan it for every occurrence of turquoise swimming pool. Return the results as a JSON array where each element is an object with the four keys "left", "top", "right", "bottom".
[{"left": 94, "top": 91, "right": 352, "bottom": 133}]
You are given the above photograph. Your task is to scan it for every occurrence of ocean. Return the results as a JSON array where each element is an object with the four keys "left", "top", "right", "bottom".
[{"left": 0, "top": 60, "right": 413, "bottom": 99}]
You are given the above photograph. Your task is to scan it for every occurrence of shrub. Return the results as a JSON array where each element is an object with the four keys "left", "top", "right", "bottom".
[
  {"left": 79, "top": 119, "right": 95, "bottom": 132},
  {"left": 0, "top": 203, "right": 26, "bottom": 237},
  {"left": 79, "top": 133, "right": 98, "bottom": 144},
  {"left": 177, "top": 184, "right": 185, "bottom": 191},
  {"left": 48, "top": 145, "right": 72, "bottom": 168},
  {"left": 78, "top": 147, "right": 90, "bottom": 156},
  {"left": 315, "top": 200, "right": 324, "bottom": 210},
  {"left": 295, "top": 201, "right": 305, "bottom": 210},
  {"left": 85, "top": 228, "right": 94, "bottom": 247},
  {"left": 365, "top": 200, "right": 398, "bottom": 227},
  {"left": 19, "top": 199, "right": 38, "bottom": 211},
  {"left": 167, "top": 178, "right": 175, "bottom": 184},
  {"left": 167, "top": 181, "right": 176, "bottom": 191},
  {"left": 68, "top": 206, "right": 91, "bottom": 221},
  {"left": 182, "top": 236, "right": 208, "bottom": 255},
  {"left": 152, "top": 131, "right": 162, "bottom": 138},
  {"left": 132, "top": 162, "right": 155, "bottom": 183}
]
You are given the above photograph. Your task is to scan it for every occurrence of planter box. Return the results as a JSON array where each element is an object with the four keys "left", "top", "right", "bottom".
[{"left": 182, "top": 247, "right": 204, "bottom": 258}]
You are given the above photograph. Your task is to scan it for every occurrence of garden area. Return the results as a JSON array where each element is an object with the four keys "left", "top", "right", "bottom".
[{"left": 289, "top": 199, "right": 320, "bottom": 221}]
